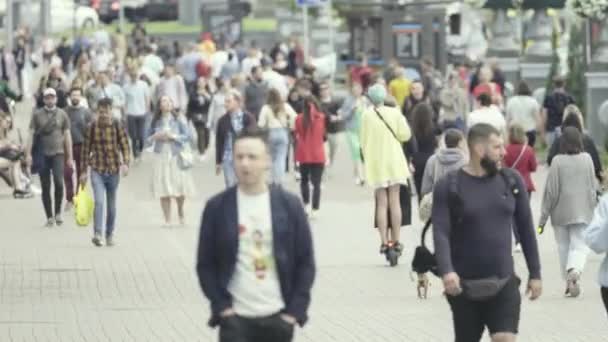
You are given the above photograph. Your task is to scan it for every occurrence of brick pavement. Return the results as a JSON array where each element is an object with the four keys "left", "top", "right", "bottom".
[{"left": 1, "top": 101, "right": 608, "bottom": 341}]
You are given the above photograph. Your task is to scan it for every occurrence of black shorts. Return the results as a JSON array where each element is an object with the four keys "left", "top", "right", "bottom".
[{"left": 446, "top": 276, "right": 521, "bottom": 342}]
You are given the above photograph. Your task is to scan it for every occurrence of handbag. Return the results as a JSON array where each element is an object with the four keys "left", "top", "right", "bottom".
[
  {"left": 178, "top": 145, "right": 194, "bottom": 170},
  {"left": 411, "top": 219, "right": 439, "bottom": 276},
  {"left": 418, "top": 160, "right": 442, "bottom": 222},
  {"left": 461, "top": 276, "right": 510, "bottom": 301},
  {"left": 0, "top": 147, "right": 24, "bottom": 161}
]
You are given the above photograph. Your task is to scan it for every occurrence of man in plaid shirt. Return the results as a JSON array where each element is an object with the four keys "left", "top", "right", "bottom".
[{"left": 80, "top": 98, "right": 130, "bottom": 247}]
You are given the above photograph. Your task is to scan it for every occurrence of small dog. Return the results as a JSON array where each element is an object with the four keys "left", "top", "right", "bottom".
[{"left": 417, "top": 273, "right": 430, "bottom": 299}]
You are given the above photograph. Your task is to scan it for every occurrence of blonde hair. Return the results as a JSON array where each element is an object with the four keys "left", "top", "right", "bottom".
[
  {"left": 563, "top": 104, "right": 584, "bottom": 126},
  {"left": 508, "top": 123, "right": 527, "bottom": 145}
]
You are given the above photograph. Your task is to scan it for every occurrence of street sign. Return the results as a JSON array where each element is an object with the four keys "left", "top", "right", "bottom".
[{"left": 296, "top": 0, "right": 328, "bottom": 7}]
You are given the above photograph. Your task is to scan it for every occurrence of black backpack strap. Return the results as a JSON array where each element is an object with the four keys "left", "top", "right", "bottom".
[
  {"left": 499, "top": 168, "right": 520, "bottom": 197},
  {"left": 446, "top": 170, "right": 463, "bottom": 226}
]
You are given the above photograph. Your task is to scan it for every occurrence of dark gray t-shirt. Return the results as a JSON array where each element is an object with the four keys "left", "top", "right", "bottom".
[
  {"left": 432, "top": 168, "right": 541, "bottom": 280},
  {"left": 65, "top": 106, "right": 93, "bottom": 145},
  {"left": 29, "top": 107, "right": 70, "bottom": 156}
]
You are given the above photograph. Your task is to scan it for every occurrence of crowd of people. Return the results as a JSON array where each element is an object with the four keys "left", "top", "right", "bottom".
[{"left": 0, "top": 23, "right": 608, "bottom": 342}]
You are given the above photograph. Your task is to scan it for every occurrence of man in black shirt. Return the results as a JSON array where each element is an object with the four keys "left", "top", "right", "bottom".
[
  {"left": 542, "top": 76, "right": 575, "bottom": 147},
  {"left": 432, "top": 123, "right": 542, "bottom": 342}
]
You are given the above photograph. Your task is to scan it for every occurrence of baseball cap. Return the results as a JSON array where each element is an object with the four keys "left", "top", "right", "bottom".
[{"left": 43, "top": 88, "right": 57, "bottom": 97}]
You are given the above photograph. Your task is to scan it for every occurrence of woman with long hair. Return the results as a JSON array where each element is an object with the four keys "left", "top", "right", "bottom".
[
  {"left": 361, "top": 84, "right": 411, "bottom": 256},
  {"left": 187, "top": 76, "right": 212, "bottom": 160},
  {"left": 148, "top": 96, "right": 195, "bottom": 227},
  {"left": 410, "top": 102, "right": 438, "bottom": 201},
  {"left": 540, "top": 127, "right": 598, "bottom": 297},
  {"left": 294, "top": 96, "right": 326, "bottom": 219},
  {"left": 547, "top": 106, "right": 603, "bottom": 183},
  {"left": 258, "top": 88, "right": 297, "bottom": 184}
]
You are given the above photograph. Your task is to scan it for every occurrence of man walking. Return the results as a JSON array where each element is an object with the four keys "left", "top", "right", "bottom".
[
  {"left": 64, "top": 87, "right": 93, "bottom": 210},
  {"left": 80, "top": 98, "right": 130, "bottom": 247},
  {"left": 26, "top": 88, "right": 73, "bottom": 227},
  {"left": 244, "top": 66, "right": 268, "bottom": 120},
  {"left": 197, "top": 128, "right": 315, "bottom": 342},
  {"left": 432, "top": 123, "right": 542, "bottom": 342},
  {"left": 215, "top": 90, "right": 255, "bottom": 187},
  {"left": 123, "top": 67, "right": 151, "bottom": 162},
  {"left": 542, "top": 76, "right": 575, "bottom": 147}
]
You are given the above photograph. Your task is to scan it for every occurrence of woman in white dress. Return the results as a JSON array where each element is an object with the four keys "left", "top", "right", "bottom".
[{"left": 148, "top": 95, "right": 195, "bottom": 226}]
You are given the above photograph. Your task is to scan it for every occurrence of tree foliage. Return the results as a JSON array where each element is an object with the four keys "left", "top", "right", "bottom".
[{"left": 566, "top": 22, "right": 586, "bottom": 115}]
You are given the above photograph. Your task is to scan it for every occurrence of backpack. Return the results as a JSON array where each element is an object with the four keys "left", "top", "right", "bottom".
[{"left": 411, "top": 168, "right": 520, "bottom": 276}]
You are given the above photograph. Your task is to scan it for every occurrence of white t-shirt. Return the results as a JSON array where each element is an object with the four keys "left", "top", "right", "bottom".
[
  {"left": 258, "top": 103, "right": 297, "bottom": 129},
  {"left": 467, "top": 105, "right": 507, "bottom": 134},
  {"left": 263, "top": 69, "right": 289, "bottom": 100},
  {"left": 228, "top": 189, "right": 285, "bottom": 318},
  {"left": 505, "top": 95, "right": 540, "bottom": 132},
  {"left": 241, "top": 57, "right": 261, "bottom": 77},
  {"left": 123, "top": 80, "right": 150, "bottom": 116}
]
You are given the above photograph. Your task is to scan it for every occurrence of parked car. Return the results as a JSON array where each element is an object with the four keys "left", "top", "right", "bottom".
[
  {"left": 20, "top": 0, "right": 99, "bottom": 34},
  {"left": 0, "top": 0, "right": 99, "bottom": 34},
  {"left": 88, "top": 0, "right": 147, "bottom": 24},
  {"left": 138, "top": 0, "right": 178, "bottom": 22}
]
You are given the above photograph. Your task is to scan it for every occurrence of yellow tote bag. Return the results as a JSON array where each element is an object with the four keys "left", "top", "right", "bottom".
[{"left": 74, "top": 185, "right": 94, "bottom": 227}]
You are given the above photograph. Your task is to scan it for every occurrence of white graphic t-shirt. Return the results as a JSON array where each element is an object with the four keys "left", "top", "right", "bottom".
[{"left": 228, "top": 189, "right": 285, "bottom": 317}]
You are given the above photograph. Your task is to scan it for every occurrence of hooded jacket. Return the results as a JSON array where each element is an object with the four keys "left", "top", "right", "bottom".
[{"left": 420, "top": 147, "right": 468, "bottom": 196}]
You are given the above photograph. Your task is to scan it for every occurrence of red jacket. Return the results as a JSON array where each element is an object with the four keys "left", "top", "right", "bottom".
[
  {"left": 295, "top": 104, "right": 326, "bottom": 164},
  {"left": 504, "top": 143, "right": 537, "bottom": 192}
]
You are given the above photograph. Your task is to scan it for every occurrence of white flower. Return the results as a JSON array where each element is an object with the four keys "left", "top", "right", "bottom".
[{"left": 569, "top": 0, "right": 608, "bottom": 19}]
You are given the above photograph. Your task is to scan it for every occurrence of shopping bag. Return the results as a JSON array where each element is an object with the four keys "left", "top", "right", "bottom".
[{"left": 74, "top": 185, "right": 94, "bottom": 227}]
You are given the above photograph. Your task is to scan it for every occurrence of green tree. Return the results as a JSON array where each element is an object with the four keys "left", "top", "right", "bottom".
[
  {"left": 566, "top": 22, "right": 586, "bottom": 114},
  {"left": 545, "top": 28, "right": 561, "bottom": 94}
]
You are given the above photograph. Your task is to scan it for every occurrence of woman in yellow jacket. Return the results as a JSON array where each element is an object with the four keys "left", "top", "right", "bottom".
[{"left": 361, "top": 84, "right": 412, "bottom": 255}]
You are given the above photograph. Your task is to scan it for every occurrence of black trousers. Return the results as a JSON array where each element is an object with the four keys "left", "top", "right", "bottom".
[
  {"left": 219, "top": 314, "right": 294, "bottom": 342},
  {"left": 194, "top": 123, "right": 210, "bottom": 154},
  {"left": 602, "top": 287, "right": 608, "bottom": 317},
  {"left": 39, "top": 154, "right": 65, "bottom": 219},
  {"left": 127, "top": 115, "right": 147, "bottom": 159},
  {"left": 300, "top": 163, "right": 324, "bottom": 210},
  {"left": 447, "top": 276, "right": 521, "bottom": 342}
]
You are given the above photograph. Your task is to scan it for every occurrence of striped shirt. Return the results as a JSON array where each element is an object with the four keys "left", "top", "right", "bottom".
[{"left": 81, "top": 119, "right": 130, "bottom": 174}]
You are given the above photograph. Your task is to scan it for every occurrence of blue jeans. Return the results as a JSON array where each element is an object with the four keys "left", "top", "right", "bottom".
[
  {"left": 90, "top": 170, "right": 120, "bottom": 237},
  {"left": 268, "top": 128, "right": 289, "bottom": 184},
  {"left": 223, "top": 160, "right": 237, "bottom": 188},
  {"left": 545, "top": 127, "right": 561, "bottom": 147}
]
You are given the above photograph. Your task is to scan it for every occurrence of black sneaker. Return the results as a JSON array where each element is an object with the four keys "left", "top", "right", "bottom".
[{"left": 380, "top": 243, "right": 389, "bottom": 254}]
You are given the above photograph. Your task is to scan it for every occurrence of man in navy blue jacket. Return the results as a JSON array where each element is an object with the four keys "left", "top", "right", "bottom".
[{"left": 197, "top": 128, "right": 316, "bottom": 342}]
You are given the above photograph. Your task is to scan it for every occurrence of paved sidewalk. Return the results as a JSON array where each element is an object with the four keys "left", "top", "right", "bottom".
[{"left": 1, "top": 102, "right": 608, "bottom": 341}]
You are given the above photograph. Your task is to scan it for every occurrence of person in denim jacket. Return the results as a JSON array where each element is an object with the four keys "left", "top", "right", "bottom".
[
  {"left": 584, "top": 194, "right": 608, "bottom": 317},
  {"left": 148, "top": 95, "right": 195, "bottom": 227}
]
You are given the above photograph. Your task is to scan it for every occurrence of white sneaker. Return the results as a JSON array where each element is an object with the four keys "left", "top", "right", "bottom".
[
  {"left": 92, "top": 233, "right": 104, "bottom": 247},
  {"left": 514, "top": 244, "right": 522, "bottom": 253},
  {"left": 309, "top": 210, "right": 319, "bottom": 220}
]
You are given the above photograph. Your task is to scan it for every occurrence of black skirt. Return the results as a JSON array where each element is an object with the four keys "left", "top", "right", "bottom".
[{"left": 373, "top": 181, "right": 412, "bottom": 229}]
